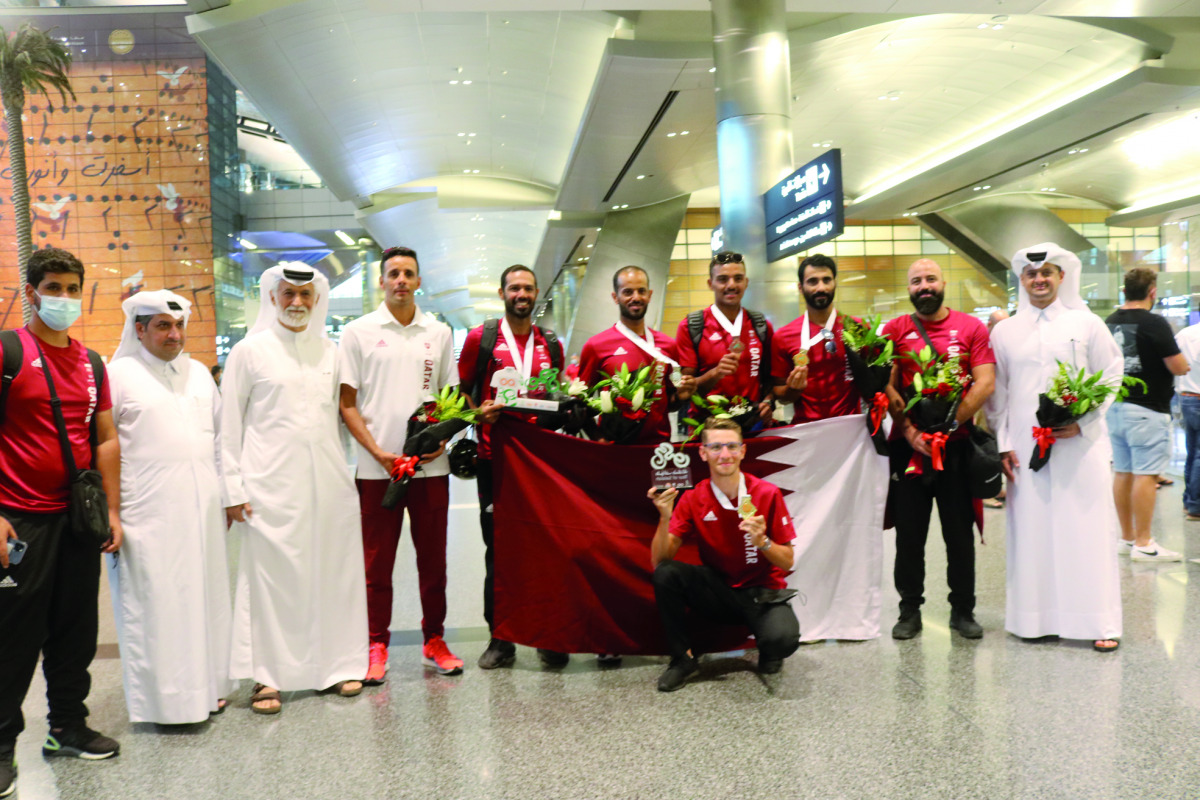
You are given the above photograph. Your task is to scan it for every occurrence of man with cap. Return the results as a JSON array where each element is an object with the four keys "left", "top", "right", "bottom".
[
  {"left": 338, "top": 246, "right": 464, "bottom": 682},
  {"left": 675, "top": 252, "right": 774, "bottom": 425},
  {"left": 221, "top": 263, "right": 368, "bottom": 713},
  {"left": 883, "top": 259, "right": 995, "bottom": 641},
  {"left": 0, "top": 248, "right": 122, "bottom": 797},
  {"left": 106, "top": 290, "right": 235, "bottom": 722},
  {"left": 579, "top": 265, "right": 694, "bottom": 445},
  {"left": 771, "top": 253, "right": 859, "bottom": 423},
  {"left": 987, "top": 244, "right": 1124, "bottom": 651}
]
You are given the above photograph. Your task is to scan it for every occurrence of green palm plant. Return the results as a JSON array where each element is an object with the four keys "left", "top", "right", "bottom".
[{"left": 0, "top": 23, "right": 73, "bottom": 323}]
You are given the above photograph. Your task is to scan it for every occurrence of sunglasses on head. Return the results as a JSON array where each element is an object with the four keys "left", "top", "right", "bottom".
[{"left": 714, "top": 252, "right": 743, "bottom": 264}]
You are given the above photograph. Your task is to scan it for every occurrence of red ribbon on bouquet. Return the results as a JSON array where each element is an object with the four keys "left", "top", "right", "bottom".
[
  {"left": 391, "top": 454, "right": 420, "bottom": 480},
  {"left": 1032, "top": 426, "right": 1056, "bottom": 458},
  {"left": 921, "top": 431, "right": 949, "bottom": 471},
  {"left": 869, "top": 392, "right": 889, "bottom": 435}
]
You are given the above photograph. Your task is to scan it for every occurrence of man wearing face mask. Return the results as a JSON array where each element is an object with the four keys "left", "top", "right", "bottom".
[
  {"left": 0, "top": 249, "right": 123, "bottom": 796},
  {"left": 220, "top": 264, "right": 368, "bottom": 714},
  {"left": 771, "top": 254, "right": 859, "bottom": 422},
  {"left": 106, "top": 290, "right": 235, "bottom": 722},
  {"left": 882, "top": 259, "right": 995, "bottom": 641}
]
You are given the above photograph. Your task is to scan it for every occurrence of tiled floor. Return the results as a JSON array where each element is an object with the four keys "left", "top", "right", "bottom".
[{"left": 11, "top": 478, "right": 1200, "bottom": 800}]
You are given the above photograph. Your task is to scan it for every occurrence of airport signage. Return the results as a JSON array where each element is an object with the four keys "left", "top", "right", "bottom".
[{"left": 763, "top": 149, "right": 843, "bottom": 261}]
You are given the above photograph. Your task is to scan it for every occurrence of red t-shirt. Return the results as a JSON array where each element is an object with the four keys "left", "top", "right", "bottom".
[
  {"left": 674, "top": 307, "right": 773, "bottom": 403},
  {"left": 0, "top": 327, "right": 112, "bottom": 512},
  {"left": 882, "top": 309, "right": 995, "bottom": 439},
  {"left": 771, "top": 314, "right": 859, "bottom": 423},
  {"left": 578, "top": 324, "right": 678, "bottom": 444},
  {"left": 458, "top": 323, "right": 562, "bottom": 460},
  {"left": 669, "top": 473, "right": 795, "bottom": 589}
]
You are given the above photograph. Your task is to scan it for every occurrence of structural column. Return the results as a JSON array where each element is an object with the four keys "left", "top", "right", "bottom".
[{"left": 711, "top": 0, "right": 796, "bottom": 322}]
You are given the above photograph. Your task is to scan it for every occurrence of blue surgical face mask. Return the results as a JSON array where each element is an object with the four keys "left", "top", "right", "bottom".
[{"left": 35, "top": 292, "right": 83, "bottom": 331}]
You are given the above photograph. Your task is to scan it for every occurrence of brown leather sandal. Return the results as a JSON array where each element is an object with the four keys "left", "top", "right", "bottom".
[{"left": 250, "top": 684, "right": 282, "bottom": 714}]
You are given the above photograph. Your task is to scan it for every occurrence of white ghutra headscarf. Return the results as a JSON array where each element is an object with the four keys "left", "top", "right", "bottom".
[
  {"left": 1010, "top": 243, "right": 1085, "bottom": 312},
  {"left": 113, "top": 289, "right": 191, "bottom": 361},
  {"left": 250, "top": 262, "right": 330, "bottom": 340}
]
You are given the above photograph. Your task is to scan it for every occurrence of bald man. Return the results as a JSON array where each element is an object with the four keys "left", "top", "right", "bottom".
[{"left": 882, "top": 260, "right": 995, "bottom": 640}]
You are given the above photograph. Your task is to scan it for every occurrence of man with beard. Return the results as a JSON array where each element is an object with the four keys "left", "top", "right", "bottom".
[
  {"left": 458, "top": 265, "right": 564, "bottom": 670},
  {"left": 882, "top": 259, "right": 995, "bottom": 640},
  {"left": 579, "top": 266, "right": 694, "bottom": 445},
  {"left": 675, "top": 252, "right": 774, "bottom": 423},
  {"left": 771, "top": 254, "right": 859, "bottom": 422},
  {"left": 221, "top": 264, "right": 368, "bottom": 713}
]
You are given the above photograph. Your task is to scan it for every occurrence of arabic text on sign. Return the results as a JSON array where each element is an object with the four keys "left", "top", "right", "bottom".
[{"left": 773, "top": 198, "right": 834, "bottom": 237}]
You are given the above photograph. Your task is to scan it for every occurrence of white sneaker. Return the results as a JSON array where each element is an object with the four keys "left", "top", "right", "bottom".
[
  {"left": 1130, "top": 540, "right": 1183, "bottom": 562},
  {"left": 1117, "top": 539, "right": 1134, "bottom": 555}
]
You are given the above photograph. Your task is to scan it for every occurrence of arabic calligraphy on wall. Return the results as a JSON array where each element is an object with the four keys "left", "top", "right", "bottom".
[{"left": 0, "top": 57, "right": 217, "bottom": 364}]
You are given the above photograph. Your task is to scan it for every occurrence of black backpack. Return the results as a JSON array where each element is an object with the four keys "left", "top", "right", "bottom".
[
  {"left": 468, "top": 319, "right": 563, "bottom": 406},
  {"left": 0, "top": 329, "right": 107, "bottom": 442},
  {"left": 686, "top": 308, "right": 772, "bottom": 398}
]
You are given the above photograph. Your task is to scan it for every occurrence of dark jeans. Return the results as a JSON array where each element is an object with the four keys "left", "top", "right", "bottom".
[
  {"left": 652, "top": 560, "right": 800, "bottom": 662},
  {"left": 889, "top": 437, "right": 976, "bottom": 615},
  {"left": 476, "top": 460, "right": 496, "bottom": 631},
  {"left": 1182, "top": 396, "right": 1200, "bottom": 514},
  {"left": 0, "top": 508, "right": 100, "bottom": 746}
]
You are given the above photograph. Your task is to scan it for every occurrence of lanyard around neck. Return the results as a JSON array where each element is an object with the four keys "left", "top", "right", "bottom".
[
  {"left": 801, "top": 307, "right": 837, "bottom": 352},
  {"left": 500, "top": 317, "right": 535, "bottom": 381}
]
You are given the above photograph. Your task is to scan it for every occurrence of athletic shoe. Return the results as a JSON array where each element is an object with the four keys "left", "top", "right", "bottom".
[
  {"left": 657, "top": 655, "right": 699, "bottom": 692},
  {"left": 1117, "top": 539, "right": 1134, "bottom": 555},
  {"left": 422, "top": 636, "right": 464, "bottom": 676},
  {"left": 364, "top": 642, "right": 388, "bottom": 685},
  {"left": 757, "top": 657, "right": 783, "bottom": 675},
  {"left": 596, "top": 653, "right": 623, "bottom": 668},
  {"left": 891, "top": 609, "right": 922, "bottom": 640},
  {"left": 42, "top": 725, "right": 119, "bottom": 760},
  {"left": 537, "top": 649, "right": 569, "bottom": 668},
  {"left": 1130, "top": 540, "right": 1183, "bottom": 562},
  {"left": 0, "top": 742, "right": 14, "bottom": 799},
  {"left": 477, "top": 638, "right": 516, "bottom": 670}
]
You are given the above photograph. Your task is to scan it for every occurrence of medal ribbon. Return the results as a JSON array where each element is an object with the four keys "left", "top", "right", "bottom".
[
  {"left": 709, "top": 472, "right": 749, "bottom": 511},
  {"left": 614, "top": 321, "right": 679, "bottom": 368},
  {"left": 1032, "top": 426, "right": 1056, "bottom": 458},
  {"left": 708, "top": 304, "right": 744, "bottom": 344},
  {"left": 870, "top": 392, "right": 889, "bottom": 435},
  {"left": 921, "top": 431, "right": 948, "bottom": 471},
  {"left": 500, "top": 317, "right": 536, "bottom": 383},
  {"left": 800, "top": 307, "right": 838, "bottom": 353}
]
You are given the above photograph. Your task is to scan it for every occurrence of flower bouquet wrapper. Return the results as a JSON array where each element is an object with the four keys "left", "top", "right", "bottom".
[
  {"left": 902, "top": 388, "right": 960, "bottom": 477},
  {"left": 1027, "top": 393, "right": 1078, "bottom": 472},
  {"left": 844, "top": 346, "right": 892, "bottom": 456},
  {"left": 382, "top": 398, "right": 475, "bottom": 508}
]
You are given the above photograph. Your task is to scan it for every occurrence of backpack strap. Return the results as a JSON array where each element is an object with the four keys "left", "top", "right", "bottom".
[
  {"left": 910, "top": 313, "right": 939, "bottom": 357},
  {"left": 686, "top": 310, "right": 705, "bottom": 360},
  {"left": 539, "top": 326, "right": 563, "bottom": 372},
  {"left": 471, "top": 319, "right": 500, "bottom": 407},
  {"left": 0, "top": 329, "right": 24, "bottom": 426}
]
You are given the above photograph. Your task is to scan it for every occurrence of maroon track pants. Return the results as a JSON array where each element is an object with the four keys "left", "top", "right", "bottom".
[{"left": 356, "top": 476, "right": 450, "bottom": 646}]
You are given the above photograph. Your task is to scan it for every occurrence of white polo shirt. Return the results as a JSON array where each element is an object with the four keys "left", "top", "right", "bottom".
[{"left": 338, "top": 303, "right": 458, "bottom": 480}]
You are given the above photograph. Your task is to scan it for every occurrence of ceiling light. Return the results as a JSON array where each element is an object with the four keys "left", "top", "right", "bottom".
[
  {"left": 620, "top": 204, "right": 629, "bottom": 209},
  {"left": 636, "top": 175, "right": 645, "bottom": 180},
  {"left": 457, "top": 132, "right": 466, "bottom": 137},
  {"left": 472, "top": 169, "right": 480, "bottom": 173},
  {"left": 587, "top": 244, "right": 594, "bottom": 248},
  {"left": 468, "top": 133, "right": 476, "bottom": 137},
  {"left": 463, "top": 169, "right": 471, "bottom": 173},
  {"left": 1079, "top": 148, "right": 1088, "bottom": 153},
  {"left": 1068, "top": 149, "right": 1077, "bottom": 154},
  {"left": 708, "top": 67, "right": 716, "bottom": 73},
  {"left": 449, "top": 80, "right": 459, "bottom": 85},
  {"left": 977, "top": 23, "right": 989, "bottom": 29},
  {"left": 973, "top": 186, "right": 982, "bottom": 191},
  {"left": 992, "top": 24, "right": 1003, "bottom": 30},
  {"left": 462, "top": 80, "right": 472, "bottom": 85},
  {"left": 982, "top": 185, "right": 991, "bottom": 190},
  {"left": 992, "top": 14, "right": 1009, "bottom": 21},
  {"left": 612, "top": 204, "right": 620, "bottom": 209},
  {"left": 238, "top": 238, "right": 257, "bottom": 250},
  {"left": 667, "top": 132, "right": 676, "bottom": 137},
  {"left": 334, "top": 230, "right": 355, "bottom": 246},
  {"left": 680, "top": 130, "right": 689, "bottom": 135}
]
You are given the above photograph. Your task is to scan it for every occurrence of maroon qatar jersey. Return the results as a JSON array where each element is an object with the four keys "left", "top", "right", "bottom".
[
  {"left": 578, "top": 324, "right": 679, "bottom": 444},
  {"left": 771, "top": 313, "right": 859, "bottom": 424}
]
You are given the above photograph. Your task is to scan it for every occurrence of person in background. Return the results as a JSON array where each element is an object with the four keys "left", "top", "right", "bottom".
[
  {"left": 1175, "top": 316, "right": 1200, "bottom": 521},
  {"left": 1106, "top": 267, "right": 1188, "bottom": 561}
]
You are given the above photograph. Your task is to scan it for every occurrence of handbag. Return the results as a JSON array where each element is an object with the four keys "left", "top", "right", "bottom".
[{"left": 33, "top": 339, "right": 112, "bottom": 549}]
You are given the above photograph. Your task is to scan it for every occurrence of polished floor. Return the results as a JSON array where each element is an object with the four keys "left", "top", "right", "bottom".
[{"left": 11, "top": 478, "right": 1200, "bottom": 800}]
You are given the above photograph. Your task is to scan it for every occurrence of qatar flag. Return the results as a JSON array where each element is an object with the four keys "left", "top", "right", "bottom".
[{"left": 491, "top": 415, "right": 889, "bottom": 654}]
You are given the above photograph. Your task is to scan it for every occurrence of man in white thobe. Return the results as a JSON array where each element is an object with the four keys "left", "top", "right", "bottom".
[
  {"left": 221, "top": 264, "right": 368, "bottom": 713},
  {"left": 107, "top": 290, "right": 235, "bottom": 724},
  {"left": 987, "top": 243, "right": 1123, "bottom": 651}
]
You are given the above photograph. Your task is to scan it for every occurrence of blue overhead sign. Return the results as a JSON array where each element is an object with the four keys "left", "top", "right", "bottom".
[{"left": 763, "top": 149, "right": 843, "bottom": 262}]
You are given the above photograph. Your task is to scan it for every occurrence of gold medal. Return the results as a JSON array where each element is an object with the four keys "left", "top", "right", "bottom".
[
  {"left": 737, "top": 495, "right": 758, "bottom": 519},
  {"left": 794, "top": 350, "right": 808, "bottom": 367},
  {"left": 729, "top": 339, "right": 745, "bottom": 354}
]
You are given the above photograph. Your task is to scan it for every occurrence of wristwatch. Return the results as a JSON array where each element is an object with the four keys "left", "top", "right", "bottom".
[
  {"left": 758, "top": 538, "right": 772, "bottom": 552},
  {"left": 948, "top": 419, "right": 960, "bottom": 433}
]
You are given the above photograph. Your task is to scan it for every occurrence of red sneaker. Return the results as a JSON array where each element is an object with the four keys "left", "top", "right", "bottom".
[
  {"left": 422, "top": 636, "right": 464, "bottom": 676},
  {"left": 364, "top": 642, "right": 388, "bottom": 685}
]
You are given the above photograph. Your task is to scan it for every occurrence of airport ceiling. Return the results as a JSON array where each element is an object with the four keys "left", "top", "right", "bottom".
[{"left": 186, "top": 1, "right": 1200, "bottom": 328}]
